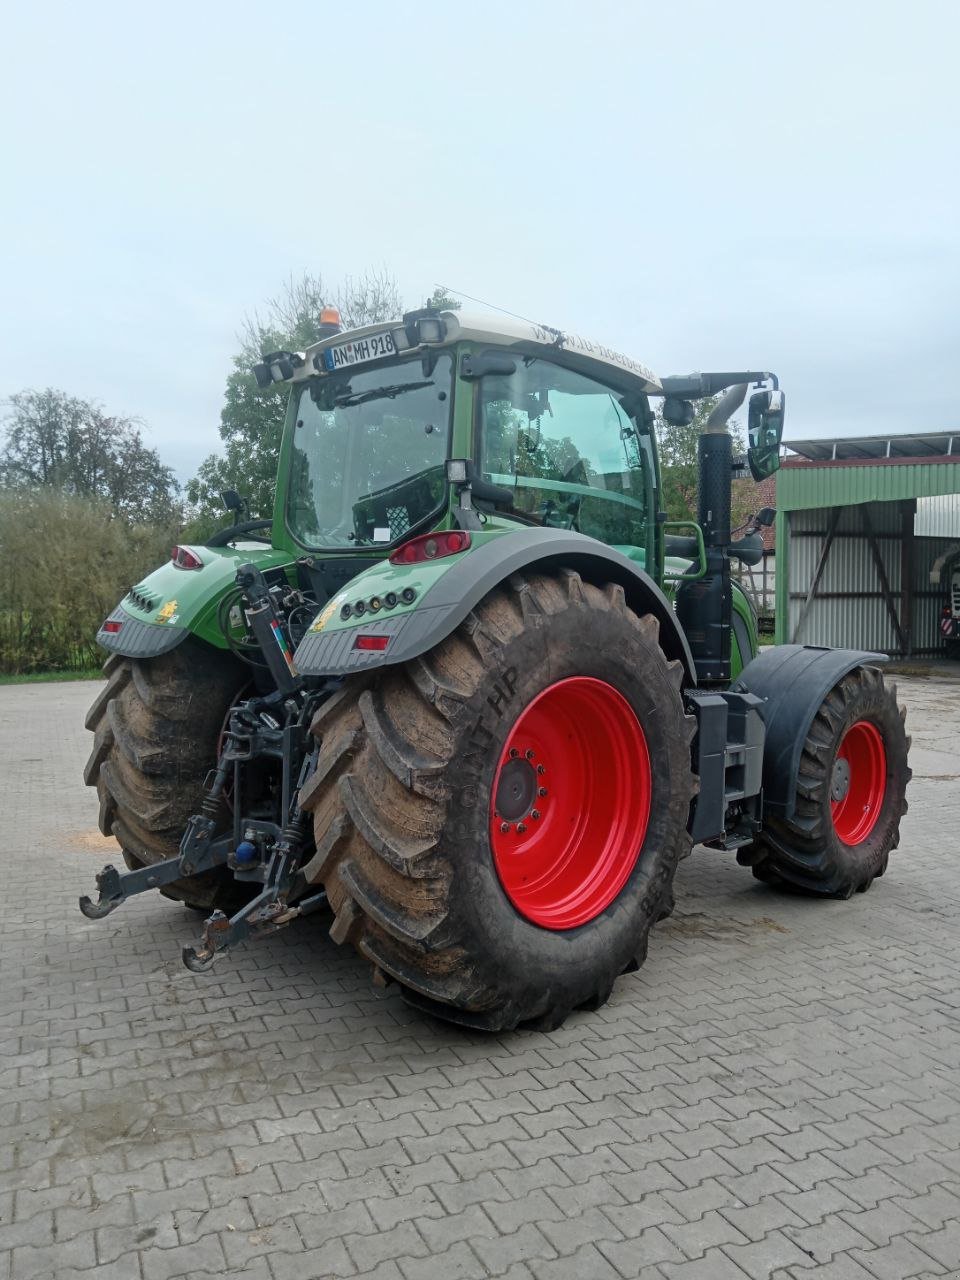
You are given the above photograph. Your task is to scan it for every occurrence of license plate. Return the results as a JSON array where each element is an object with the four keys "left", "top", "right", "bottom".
[{"left": 322, "top": 331, "right": 396, "bottom": 371}]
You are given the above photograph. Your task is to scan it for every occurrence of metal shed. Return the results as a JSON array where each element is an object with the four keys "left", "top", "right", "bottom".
[{"left": 775, "top": 432, "right": 960, "bottom": 657}]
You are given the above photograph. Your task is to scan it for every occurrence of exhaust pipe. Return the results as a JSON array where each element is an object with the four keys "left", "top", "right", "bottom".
[{"left": 705, "top": 383, "right": 747, "bottom": 433}]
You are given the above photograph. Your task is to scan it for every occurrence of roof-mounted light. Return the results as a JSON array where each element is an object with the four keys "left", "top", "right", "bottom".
[
  {"left": 252, "top": 350, "right": 303, "bottom": 389},
  {"left": 398, "top": 306, "right": 448, "bottom": 350},
  {"left": 317, "top": 306, "right": 343, "bottom": 340},
  {"left": 417, "top": 315, "right": 444, "bottom": 343}
]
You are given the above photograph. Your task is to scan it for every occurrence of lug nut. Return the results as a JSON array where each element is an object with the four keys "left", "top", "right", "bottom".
[
  {"left": 516, "top": 822, "right": 527, "bottom": 834},
  {"left": 538, "top": 787, "right": 548, "bottom": 797},
  {"left": 525, "top": 749, "right": 535, "bottom": 759},
  {"left": 536, "top": 764, "right": 545, "bottom": 775},
  {"left": 509, "top": 748, "right": 519, "bottom": 758},
  {"left": 531, "top": 810, "right": 541, "bottom": 820},
  {"left": 500, "top": 822, "right": 510, "bottom": 833}
]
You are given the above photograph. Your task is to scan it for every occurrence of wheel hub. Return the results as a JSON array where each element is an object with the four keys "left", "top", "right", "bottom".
[
  {"left": 494, "top": 757, "right": 538, "bottom": 822},
  {"left": 830, "top": 756, "right": 851, "bottom": 802}
]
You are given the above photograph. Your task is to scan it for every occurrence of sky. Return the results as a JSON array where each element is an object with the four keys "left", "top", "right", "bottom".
[{"left": 1, "top": 0, "right": 958, "bottom": 482}]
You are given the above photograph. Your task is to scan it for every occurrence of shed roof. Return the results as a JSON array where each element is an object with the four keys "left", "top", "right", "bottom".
[
  {"left": 785, "top": 431, "right": 960, "bottom": 462},
  {"left": 778, "top": 455, "right": 960, "bottom": 511}
]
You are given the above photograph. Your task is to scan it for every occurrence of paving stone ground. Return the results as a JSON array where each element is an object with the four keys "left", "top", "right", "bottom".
[{"left": 1, "top": 672, "right": 959, "bottom": 1280}]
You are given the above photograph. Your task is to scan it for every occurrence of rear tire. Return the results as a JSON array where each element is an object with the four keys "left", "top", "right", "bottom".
[
  {"left": 738, "top": 666, "right": 910, "bottom": 897},
  {"left": 299, "top": 570, "right": 696, "bottom": 1031},
  {"left": 84, "top": 639, "right": 246, "bottom": 908}
]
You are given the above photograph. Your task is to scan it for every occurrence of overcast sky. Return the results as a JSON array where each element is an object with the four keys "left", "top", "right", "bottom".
[{"left": 2, "top": 1, "right": 957, "bottom": 480}]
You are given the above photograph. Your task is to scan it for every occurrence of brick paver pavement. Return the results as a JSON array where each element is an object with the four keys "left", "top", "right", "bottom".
[{"left": 1, "top": 673, "right": 958, "bottom": 1280}]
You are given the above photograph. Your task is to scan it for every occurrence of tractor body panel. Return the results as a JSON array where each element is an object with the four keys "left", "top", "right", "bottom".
[
  {"left": 95, "top": 543, "right": 295, "bottom": 657},
  {"left": 293, "top": 526, "right": 698, "bottom": 682}
]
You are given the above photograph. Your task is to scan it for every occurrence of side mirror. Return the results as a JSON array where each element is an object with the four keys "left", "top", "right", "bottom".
[
  {"left": 221, "top": 489, "right": 244, "bottom": 515},
  {"left": 747, "top": 389, "right": 785, "bottom": 481}
]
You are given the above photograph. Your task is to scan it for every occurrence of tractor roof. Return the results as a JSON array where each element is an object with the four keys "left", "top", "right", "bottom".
[{"left": 293, "top": 310, "right": 662, "bottom": 394}]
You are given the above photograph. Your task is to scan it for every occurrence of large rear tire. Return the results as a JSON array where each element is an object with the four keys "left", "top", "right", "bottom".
[
  {"left": 299, "top": 570, "right": 696, "bottom": 1031},
  {"left": 83, "top": 639, "right": 246, "bottom": 908},
  {"left": 738, "top": 666, "right": 910, "bottom": 897}
]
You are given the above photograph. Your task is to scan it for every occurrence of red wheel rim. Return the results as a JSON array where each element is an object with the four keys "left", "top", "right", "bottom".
[
  {"left": 489, "top": 677, "right": 652, "bottom": 930},
  {"left": 831, "top": 719, "right": 887, "bottom": 846}
]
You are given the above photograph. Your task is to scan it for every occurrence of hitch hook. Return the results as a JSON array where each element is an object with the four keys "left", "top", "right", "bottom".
[
  {"left": 79, "top": 893, "right": 120, "bottom": 919},
  {"left": 78, "top": 864, "right": 125, "bottom": 919},
  {"left": 182, "top": 943, "right": 217, "bottom": 972}
]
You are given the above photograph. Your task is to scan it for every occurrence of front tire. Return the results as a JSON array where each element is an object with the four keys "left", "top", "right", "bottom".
[
  {"left": 299, "top": 571, "right": 696, "bottom": 1031},
  {"left": 738, "top": 666, "right": 910, "bottom": 896}
]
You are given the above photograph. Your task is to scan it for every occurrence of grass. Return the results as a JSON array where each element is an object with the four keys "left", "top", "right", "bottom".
[{"left": 0, "top": 668, "right": 103, "bottom": 686}]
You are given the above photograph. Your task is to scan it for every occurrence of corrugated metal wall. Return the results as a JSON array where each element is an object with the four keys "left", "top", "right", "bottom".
[
  {"left": 785, "top": 502, "right": 957, "bottom": 655},
  {"left": 916, "top": 494, "right": 960, "bottom": 538}
]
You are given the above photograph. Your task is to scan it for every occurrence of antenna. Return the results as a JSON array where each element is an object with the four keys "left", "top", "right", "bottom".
[{"left": 435, "top": 284, "right": 563, "bottom": 339}]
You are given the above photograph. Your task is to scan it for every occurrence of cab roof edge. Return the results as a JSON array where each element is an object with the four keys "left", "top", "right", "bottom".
[{"left": 264, "top": 310, "right": 662, "bottom": 393}]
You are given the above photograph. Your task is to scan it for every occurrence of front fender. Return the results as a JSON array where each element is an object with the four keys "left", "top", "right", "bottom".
[
  {"left": 96, "top": 543, "right": 294, "bottom": 659},
  {"left": 733, "top": 644, "right": 886, "bottom": 820},
  {"left": 293, "top": 528, "right": 697, "bottom": 683}
]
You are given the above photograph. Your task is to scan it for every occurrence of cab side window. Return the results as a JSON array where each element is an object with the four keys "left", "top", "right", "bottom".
[{"left": 479, "top": 358, "right": 652, "bottom": 551}]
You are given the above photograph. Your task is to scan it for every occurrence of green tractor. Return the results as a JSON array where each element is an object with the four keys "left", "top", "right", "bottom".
[{"left": 81, "top": 307, "right": 911, "bottom": 1030}]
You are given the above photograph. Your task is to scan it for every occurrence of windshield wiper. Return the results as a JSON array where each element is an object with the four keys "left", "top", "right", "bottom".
[{"left": 334, "top": 380, "right": 433, "bottom": 408}]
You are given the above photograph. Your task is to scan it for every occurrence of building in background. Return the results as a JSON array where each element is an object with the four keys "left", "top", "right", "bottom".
[{"left": 775, "top": 433, "right": 960, "bottom": 658}]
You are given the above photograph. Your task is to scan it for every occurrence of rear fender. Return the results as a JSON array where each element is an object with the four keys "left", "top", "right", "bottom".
[
  {"left": 293, "top": 527, "right": 697, "bottom": 683},
  {"left": 732, "top": 644, "right": 886, "bottom": 820},
  {"left": 95, "top": 544, "right": 295, "bottom": 659}
]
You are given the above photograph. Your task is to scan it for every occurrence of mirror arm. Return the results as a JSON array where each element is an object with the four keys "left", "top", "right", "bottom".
[{"left": 661, "top": 371, "right": 777, "bottom": 398}]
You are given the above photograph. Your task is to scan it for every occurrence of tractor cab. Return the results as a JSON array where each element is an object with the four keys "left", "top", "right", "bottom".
[
  {"left": 263, "top": 307, "right": 665, "bottom": 572},
  {"left": 263, "top": 307, "right": 782, "bottom": 608}
]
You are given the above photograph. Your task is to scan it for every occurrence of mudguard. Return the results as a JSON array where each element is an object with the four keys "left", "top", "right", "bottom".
[
  {"left": 293, "top": 527, "right": 697, "bottom": 683},
  {"left": 95, "top": 543, "right": 295, "bottom": 659},
  {"left": 732, "top": 644, "right": 886, "bottom": 821}
]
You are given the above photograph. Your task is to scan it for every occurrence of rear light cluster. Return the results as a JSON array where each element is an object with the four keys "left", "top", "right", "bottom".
[
  {"left": 102, "top": 620, "right": 123, "bottom": 634},
  {"left": 339, "top": 587, "right": 416, "bottom": 621},
  {"left": 389, "top": 530, "right": 470, "bottom": 565},
  {"left": 171, "top": 545, "right": 204, "bottom": 570},
  {"left": 333, "top": 529, "right": 470, "bottom": 648}
]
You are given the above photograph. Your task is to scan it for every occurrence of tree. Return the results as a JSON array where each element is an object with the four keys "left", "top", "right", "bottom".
[
  {"left": 654, "top": 394, "right": 753, "bottom": 530},
  {"left": 424, "top": 286, "right": 461, "bottom": 311},
  {"left": 0, "top": 389, "right": 179, "bottom": 524},
  {"left": 186, "top": 269, "right": 402, "bottom": 529}
]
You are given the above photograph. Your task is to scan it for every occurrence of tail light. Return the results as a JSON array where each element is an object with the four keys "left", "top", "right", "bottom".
[
  {"left": 171, "top": 545, "right": 204, "bottom": 570},
  {"left": 102, "top": 620, "right": 123, "bottom": 634},
  {"left": 389, "top": 530, "right": 470, "bottom": 566},
  {"left": 354, "top": 634, "right": 391, "bottom": 652}
]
